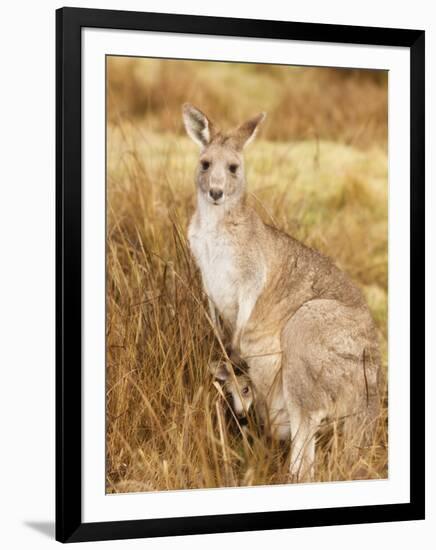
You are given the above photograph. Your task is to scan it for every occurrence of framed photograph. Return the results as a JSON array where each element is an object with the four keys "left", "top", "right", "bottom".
[{"left": 56, "top": 7, "right": 425, "bottom": 543}]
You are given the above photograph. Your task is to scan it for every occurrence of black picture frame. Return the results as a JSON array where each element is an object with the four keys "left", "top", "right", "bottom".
[{"left": 56, "top": 6, "right": 425, "bottom": 543}]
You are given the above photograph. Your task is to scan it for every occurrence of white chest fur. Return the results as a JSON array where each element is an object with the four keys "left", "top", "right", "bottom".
[{"left": 188, "top": 215, "right": 240, "bottom": 327}]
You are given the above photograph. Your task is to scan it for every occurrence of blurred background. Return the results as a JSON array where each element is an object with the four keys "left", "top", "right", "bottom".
[
  {"left": 108, "top": 57, "right": 387, "bottom": 149},
  {"left": 106, "top": 57, "right": 388, "bottom": 493}
]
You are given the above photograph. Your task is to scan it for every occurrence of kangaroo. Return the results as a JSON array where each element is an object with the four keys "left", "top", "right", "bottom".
[
  {"left": 183, "top": 103, "right": 381, "bottom": 481},
  {"left": 209, "top": 359, "right": 254, "bottom": 426}
]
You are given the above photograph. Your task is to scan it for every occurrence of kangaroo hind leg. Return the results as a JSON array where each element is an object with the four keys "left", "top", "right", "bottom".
[{"left": 287, "top": 403, "right": 322, "bottom": 482}]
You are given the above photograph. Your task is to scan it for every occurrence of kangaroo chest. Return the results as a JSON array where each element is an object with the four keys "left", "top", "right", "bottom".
[{"left": 188, "top": 221, "right": 241, "bottom": 327}]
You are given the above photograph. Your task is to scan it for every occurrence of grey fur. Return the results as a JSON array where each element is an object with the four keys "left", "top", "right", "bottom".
[{"left": 183, "top": 104, "right": 381, "bottom": 481}]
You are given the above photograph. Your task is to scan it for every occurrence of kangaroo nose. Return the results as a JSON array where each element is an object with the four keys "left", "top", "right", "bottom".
[
  {"left": 209, "top": 188, "right": 223, "bottom": 201},
  {"left": 238, "top": 415, "right": 248, "bottom": 426}
]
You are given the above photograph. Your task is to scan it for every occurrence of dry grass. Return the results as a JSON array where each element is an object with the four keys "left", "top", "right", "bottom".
[{"left": 106, "top": 58, "right": 388, "bottom": 494}]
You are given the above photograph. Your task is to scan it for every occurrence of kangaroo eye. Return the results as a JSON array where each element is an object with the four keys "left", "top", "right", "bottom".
[
  {"left": 201, "top": 160, "right": 210, "bottom": 171},
  {"left": 229, "top": 163, "right": 238, "bottom": 174},
  {"left": 242, "top": 387, "right": 250, "bottom": 395}
]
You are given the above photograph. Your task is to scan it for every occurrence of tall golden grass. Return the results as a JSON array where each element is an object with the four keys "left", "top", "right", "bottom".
[{"left": 106, "top": 58, "right": 388, "bottom": 493}]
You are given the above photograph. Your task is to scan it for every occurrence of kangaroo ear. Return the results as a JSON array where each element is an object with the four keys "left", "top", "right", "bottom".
[
  {"left": 182, "top": 103, "right": 215, "bottom": 148},
  {"left": 208, "top": 360, "right": 231, "bottom": 382},
  {"left": 230, "top": 112, "right": 266, "bottom": 151}
]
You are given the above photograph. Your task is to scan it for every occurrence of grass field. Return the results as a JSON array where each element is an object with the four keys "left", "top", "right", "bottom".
[{"left": 106, "top": 58, "right": 388, "bottom": 493}]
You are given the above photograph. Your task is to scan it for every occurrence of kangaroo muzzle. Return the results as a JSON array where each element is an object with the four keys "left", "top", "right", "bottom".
[
  {"left": 209, "top": 188, "right": 224, "bottom": 202},
  {"left": 237, "top": 415, "right": 248, "bottom": 426}
]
